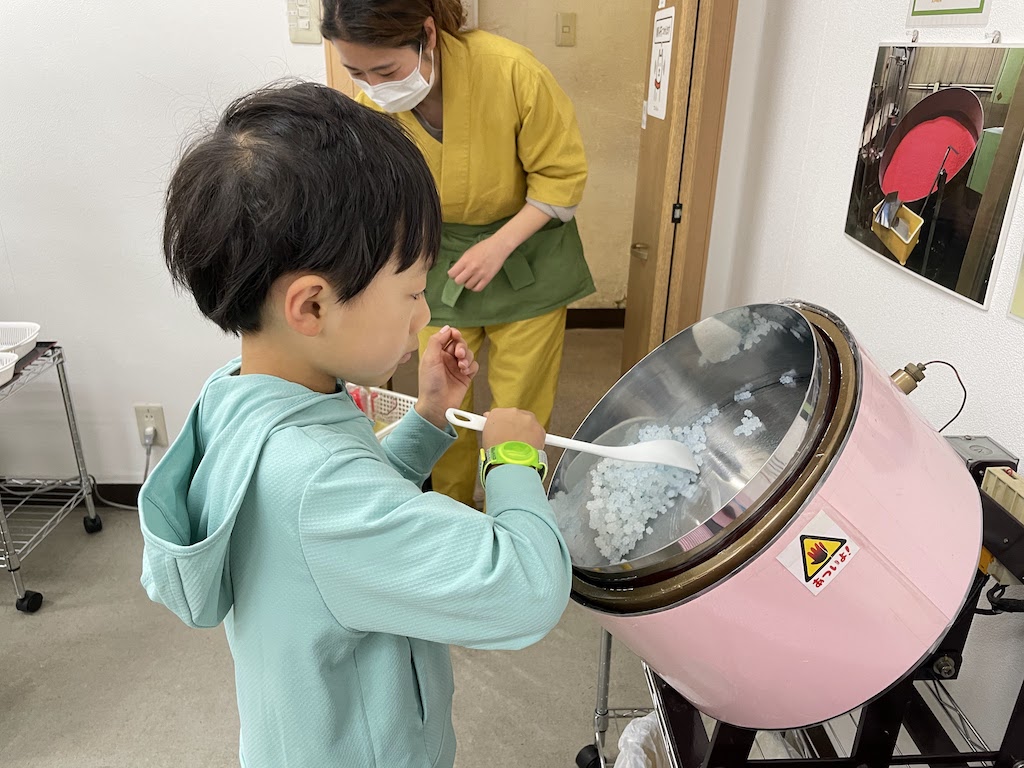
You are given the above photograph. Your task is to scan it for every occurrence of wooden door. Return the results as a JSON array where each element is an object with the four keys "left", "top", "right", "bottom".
[
  {"left": 325, "top": 40, "right": 358, "bottom": 98},
  {"left": 621, "top": 0, "right": 738, "bottom": 372}
]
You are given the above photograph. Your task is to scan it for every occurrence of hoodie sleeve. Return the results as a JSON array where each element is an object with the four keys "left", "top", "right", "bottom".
[
  {"left": 378, "top": 407, "right": 456, "bottom": 486},
  {"left": 298, "top": 449, "right": 571, "bottom": 650}
]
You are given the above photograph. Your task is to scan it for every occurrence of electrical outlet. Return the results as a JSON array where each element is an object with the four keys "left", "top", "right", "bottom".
[{"left": 134, "top": 404, "right": 169, "bottom": 447}]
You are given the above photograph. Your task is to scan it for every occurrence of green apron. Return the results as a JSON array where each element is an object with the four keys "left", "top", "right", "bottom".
[{"left": 427, "top": 216, "right": 595, "bottom": 328}]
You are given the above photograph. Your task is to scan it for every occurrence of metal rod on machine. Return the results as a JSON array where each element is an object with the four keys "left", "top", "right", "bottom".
[
  {"left": 930, "top": 680, "right": 989, "bottom": 752},
  {"left": 594, "top": 629, "right": 613, "bottom": 766}
]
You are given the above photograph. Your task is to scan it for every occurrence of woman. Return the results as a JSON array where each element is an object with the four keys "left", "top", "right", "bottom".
[{"left": 322, "top": 0, "right": 594, "bottom": 506}]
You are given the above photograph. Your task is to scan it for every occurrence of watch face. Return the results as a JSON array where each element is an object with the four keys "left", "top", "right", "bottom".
[{"left": 495, "top": 441, "right": 539, "bottom": 464}]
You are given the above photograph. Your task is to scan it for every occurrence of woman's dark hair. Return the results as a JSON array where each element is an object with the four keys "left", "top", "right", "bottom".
[
  {"left": 321, "top": 0, "right": 466, "bottom": 49},
  {"left": 163, "top": 81, "right": 441, "bottom": 334}
]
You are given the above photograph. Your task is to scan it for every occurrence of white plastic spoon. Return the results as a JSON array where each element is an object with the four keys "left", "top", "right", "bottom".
[{"left": 445, "top": 408, "right": 699, "bottom": 473}]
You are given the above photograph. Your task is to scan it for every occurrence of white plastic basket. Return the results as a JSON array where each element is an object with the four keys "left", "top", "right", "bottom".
[
  {"left": 0, "top": 322, "right": 40, "bottom": 360},
  {"left": 370, "top": 388, "right": 418, "bottom": 439},
  {"left": 0, "top": 352, "right": 17, "bottom": 388},
  {"left": 346, "top": 384, "right": 418, "bottom": 440}
]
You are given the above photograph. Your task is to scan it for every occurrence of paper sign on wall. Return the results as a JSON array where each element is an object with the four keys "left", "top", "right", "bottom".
[
  {"left": 777, "top": 511, "right": 860, "bottom": 595},
  {"left": 646, "top": 7, "right": 675, "bottom": 120},
  {"left": 907, "top": 0, "right": 990, "bottom": 27}
]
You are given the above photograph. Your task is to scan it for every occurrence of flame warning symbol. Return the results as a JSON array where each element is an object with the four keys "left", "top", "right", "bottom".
[{"left": 800, "top": 535, "right": 847, "bottom": 582}]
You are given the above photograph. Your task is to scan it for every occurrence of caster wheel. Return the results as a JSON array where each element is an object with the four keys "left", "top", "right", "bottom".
[
  {"left": 16, "top": 591, "right": 43, "bottom": 613},
  {"left": 576, "top": 744, "right": 601, "bottom": 768},
  {"left": 83, "top": 514, "right": 103, "bottom": 534}
]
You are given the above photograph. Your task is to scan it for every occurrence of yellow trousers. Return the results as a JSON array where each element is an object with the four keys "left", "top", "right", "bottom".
[{"left": 420, "top": 307, "right": 567, "bottom": 506}]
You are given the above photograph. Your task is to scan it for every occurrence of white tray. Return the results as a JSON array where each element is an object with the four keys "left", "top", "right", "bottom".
[
  {"left": 0, "top": 322, "right": 41, "bottom": 360},
  {"left": 0, "top": 352, "right": 18, "bottom": 388}
]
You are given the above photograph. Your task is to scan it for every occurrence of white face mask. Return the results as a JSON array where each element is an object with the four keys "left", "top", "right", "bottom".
[{"left": 353, "top": 45, "right": 435, "bottom": 114}]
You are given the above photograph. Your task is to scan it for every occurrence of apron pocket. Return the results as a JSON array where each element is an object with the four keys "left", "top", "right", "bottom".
[{"left": 502, "top": 250, "right": 536, "bottom": 291}]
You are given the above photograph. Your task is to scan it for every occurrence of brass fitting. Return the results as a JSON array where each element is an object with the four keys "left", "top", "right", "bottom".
[{"left": 891, "top": 362, "right": 927, "bottom": 395}]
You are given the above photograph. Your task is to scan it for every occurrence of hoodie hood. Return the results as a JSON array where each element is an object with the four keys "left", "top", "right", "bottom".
[{"left": 138, "top": 360, "right": 364, "bottom": 628}]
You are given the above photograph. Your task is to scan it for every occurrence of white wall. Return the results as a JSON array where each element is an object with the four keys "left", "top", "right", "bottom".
[
  {"left": 0, "top": 2, "right": 326, "bottom": 483},
  {"left": 705, "top": 0, "right": 1024, "bottom": 747},
  {"left": 703, "top": 0, "right": 768, "bottom": 319}
]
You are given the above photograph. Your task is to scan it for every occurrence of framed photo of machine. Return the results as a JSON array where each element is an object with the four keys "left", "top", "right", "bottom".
[
  {"left": 906, "top": 0, "right": 991, "bottom": 27},
  {"left": 845, "top": 44, "right": 1024, "bottom": 307}
]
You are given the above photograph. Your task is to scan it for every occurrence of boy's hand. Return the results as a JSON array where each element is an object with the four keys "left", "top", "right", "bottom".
[
  {"left": 482, "top": 408, "right": 546, "bottom": 450},
  {"left": 415, "top": 326, "right": 479, "bottom": 430}
]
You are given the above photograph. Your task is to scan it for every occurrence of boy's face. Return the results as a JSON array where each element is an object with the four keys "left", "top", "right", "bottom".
[{"left": 321, "top": 258, "right": 431, "bottom": 387}]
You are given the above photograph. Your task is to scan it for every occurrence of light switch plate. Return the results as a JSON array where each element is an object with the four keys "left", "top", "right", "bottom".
[
  {"left": 288, "top": 0, "right": 322, "bottom": 44},
  {"left": 556, "top": 12, "right": 576, "bottom": 47}
]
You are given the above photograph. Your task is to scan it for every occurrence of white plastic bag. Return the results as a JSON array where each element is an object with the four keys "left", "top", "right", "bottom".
[
  {"left": 615, "top": 712, "right": 670, "bottom": 768},
  {"left": 617, "top": 711, "right": 805, "bottom": 767}
]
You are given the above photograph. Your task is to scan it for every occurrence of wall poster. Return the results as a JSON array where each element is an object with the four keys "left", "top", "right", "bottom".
[
  {"left": 646, "top": 6, "right": 675, "bottom": 121},
  {"left": 845, "top": 44, "right": 1024, "bottom": 306}
]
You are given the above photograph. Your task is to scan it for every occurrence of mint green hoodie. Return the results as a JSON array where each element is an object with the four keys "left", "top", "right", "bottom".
[{"left": 138, "top": 360, "right": 571, "bottom": 767}]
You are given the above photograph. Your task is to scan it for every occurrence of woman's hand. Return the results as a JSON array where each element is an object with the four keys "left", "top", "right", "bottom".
[
  {"left": 448, "top": 236, "right": 511, "bottom": 292},
  {"left": 415, "top": 326, "right": 479, "bottom": 430}
]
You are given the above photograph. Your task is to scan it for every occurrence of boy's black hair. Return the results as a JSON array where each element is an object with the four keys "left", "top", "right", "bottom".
[{"left": 163, "top": 81, "right": 441, "bottom": 334}]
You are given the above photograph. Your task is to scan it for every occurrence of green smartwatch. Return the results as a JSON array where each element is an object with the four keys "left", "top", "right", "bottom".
[{"left": 479, "top": 441, "right": 548, "bottom": 486}]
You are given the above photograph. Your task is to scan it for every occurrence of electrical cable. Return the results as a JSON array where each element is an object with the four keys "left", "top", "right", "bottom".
[
  {"left": 922, "top": 360, "right": 967, "bottom": 432},
  {"left": 976, "top": 582, "right": 1024, "bottom": 616},
  {"left": 91, "top": 479, "right": 139, "bottom": 512},
  {"left": 90, "top": 426, "right": 157, "bottom": 512}
]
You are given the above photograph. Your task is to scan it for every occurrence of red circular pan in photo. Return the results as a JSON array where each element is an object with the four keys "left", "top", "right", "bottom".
[
  {"left": 882, "top": 117, "right": 976, "bottom": 201},
  {"left": 878, "top": 87, "right": 984, "bottom": 202}
]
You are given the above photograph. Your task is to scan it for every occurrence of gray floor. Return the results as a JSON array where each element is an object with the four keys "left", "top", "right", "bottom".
[{"left": 0, "top": 330, "right": 652, "bottom": 768}]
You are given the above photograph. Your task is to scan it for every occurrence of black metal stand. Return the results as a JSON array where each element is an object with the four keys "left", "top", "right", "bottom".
[
  {"left": 651, "top": 486, "right": 1024, "bottom": 768},
  {"left": 921, "top": 168, "right": 947, "bottom": 278},
  {"left": 920, "top": 144, "right": 959, "bottom": 278}
]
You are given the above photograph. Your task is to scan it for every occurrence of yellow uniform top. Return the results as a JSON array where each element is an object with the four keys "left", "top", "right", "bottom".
[{"left": 356, "top": 29, "right": 588, "bottom": 226}]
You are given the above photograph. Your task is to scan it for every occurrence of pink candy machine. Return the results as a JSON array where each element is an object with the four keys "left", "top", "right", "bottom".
[{"left": 548, "top": 301, "right": 981, "bottom": 731}]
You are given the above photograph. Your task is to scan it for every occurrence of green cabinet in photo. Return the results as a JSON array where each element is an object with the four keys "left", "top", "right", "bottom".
[
  {"left": 967, "top": 127, "right": 1003, "bottom": 195},
  {"left": 994, "top": 49, "right": 1024, "bottom": 104}
]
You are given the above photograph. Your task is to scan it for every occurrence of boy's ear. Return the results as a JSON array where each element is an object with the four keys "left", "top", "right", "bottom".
[{"left": 283, "top": 274, "right": 332, "bottom": 337}]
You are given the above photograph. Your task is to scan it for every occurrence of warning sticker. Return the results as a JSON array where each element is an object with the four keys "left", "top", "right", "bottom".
[
  {"left": 801, "top": 536, "right": 846, "bottom": 582},
  {"left": 777, "top": 511, "right": 860, "bottom": 595},
  {"left": 646, "top": 7, "right": 675, "bottom": 121}
]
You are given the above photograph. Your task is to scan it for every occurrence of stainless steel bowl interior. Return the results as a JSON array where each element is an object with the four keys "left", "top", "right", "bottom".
[{"left": 549, "top": 304, "right": 821, "bottom": 572}]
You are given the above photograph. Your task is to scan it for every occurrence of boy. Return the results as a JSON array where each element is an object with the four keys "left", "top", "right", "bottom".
[{"left": 139, "top": 82, "right": 571, "bottom": 768}]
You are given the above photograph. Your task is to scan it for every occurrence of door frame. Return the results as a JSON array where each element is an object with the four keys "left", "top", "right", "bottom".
[{"left": 622, "top": 0, "right": 739, "bottom": 372}]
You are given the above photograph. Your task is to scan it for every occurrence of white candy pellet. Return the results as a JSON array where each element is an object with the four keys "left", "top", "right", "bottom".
[{"left": 583, "top": 409, "right": 721, "bottom": 562}]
